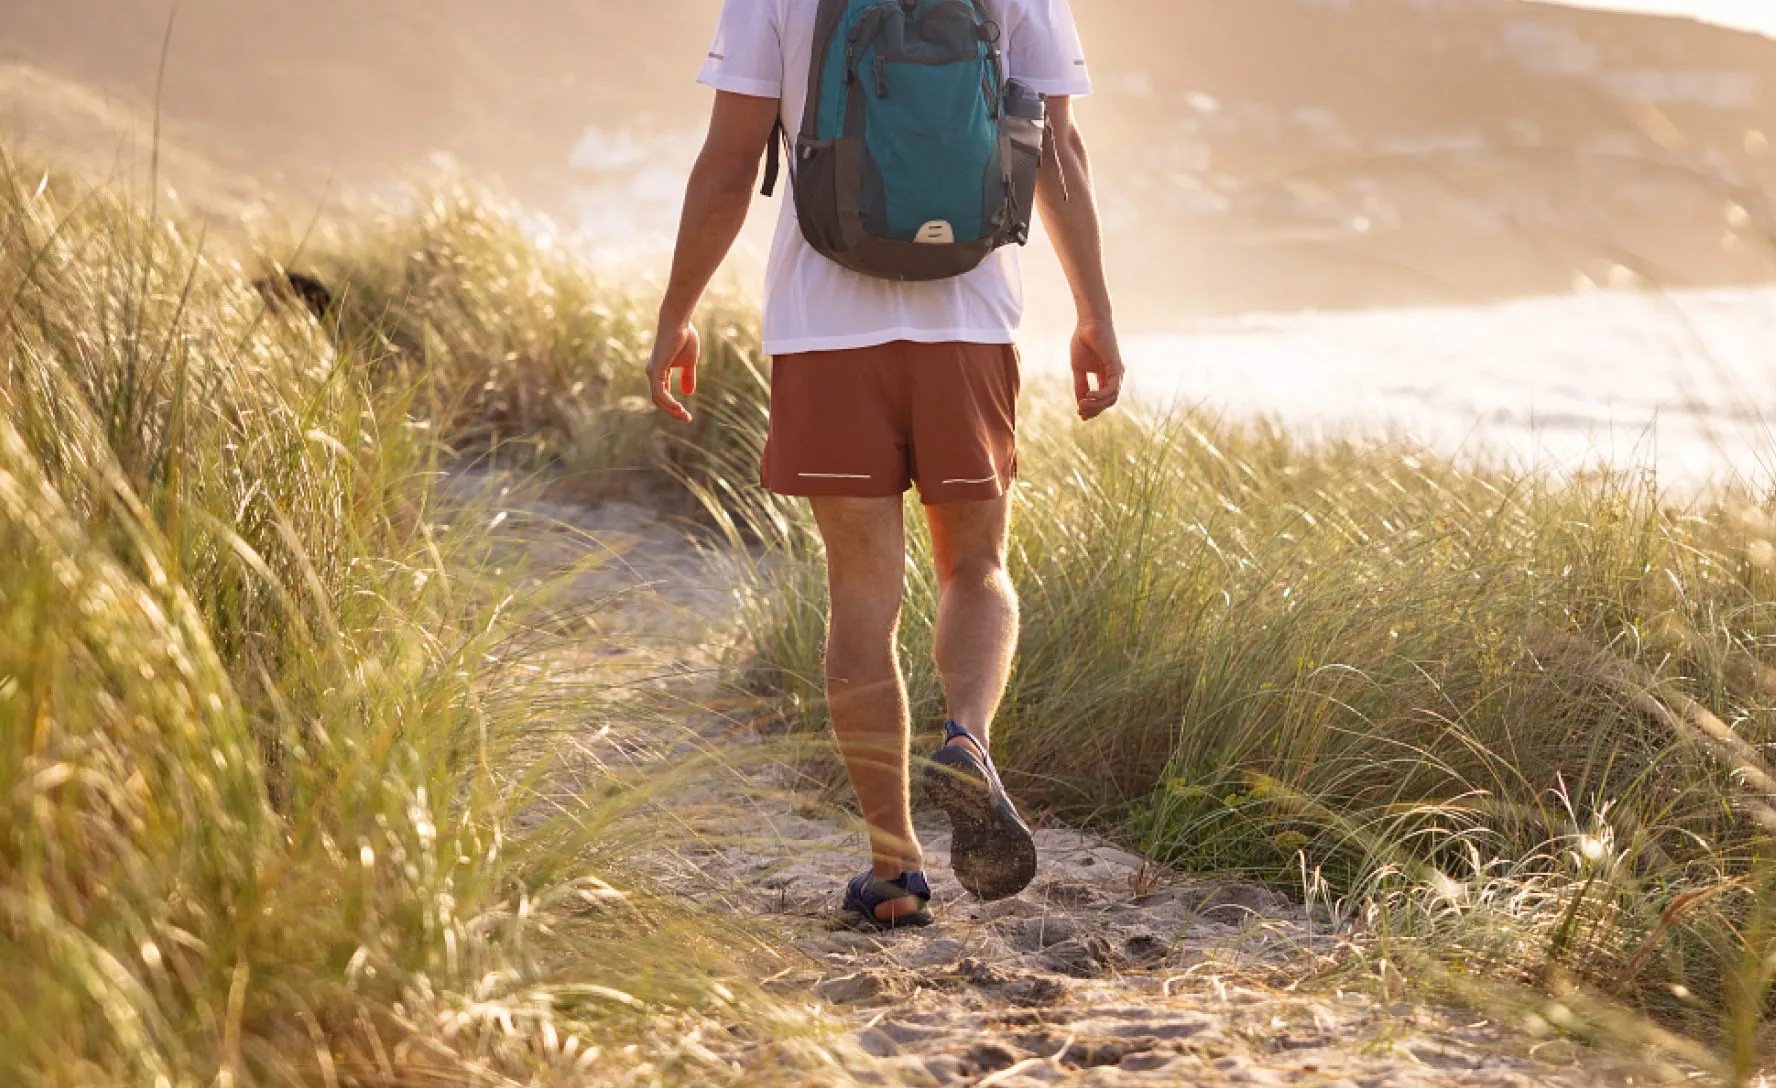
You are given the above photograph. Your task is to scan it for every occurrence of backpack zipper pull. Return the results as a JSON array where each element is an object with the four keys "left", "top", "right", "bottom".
[{"left": 845, "top": 24, "right": 862, "bottom": 84}]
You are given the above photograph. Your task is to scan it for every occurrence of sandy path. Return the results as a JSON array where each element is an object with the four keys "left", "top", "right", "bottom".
[{"left": 459, "top": 473, "right": 1683, "bottom": 1088}]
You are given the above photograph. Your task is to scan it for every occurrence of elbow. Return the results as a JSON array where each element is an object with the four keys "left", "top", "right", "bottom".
[
  {"left": 720, "top": 153, "right": 762, "bottom": 197},
  {"left": 694, "top": 149, "right": 761, "bottom": 203}
]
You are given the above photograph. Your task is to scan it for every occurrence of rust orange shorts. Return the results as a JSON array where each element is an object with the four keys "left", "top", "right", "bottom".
[{"left": 761, "top": 340, "right": 1020, "bottom": 506}]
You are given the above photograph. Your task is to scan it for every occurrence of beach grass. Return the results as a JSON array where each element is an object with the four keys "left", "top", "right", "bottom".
[
  {"left": 700, "top": 374, "right": 1776, "bottom": 1067},
  {"left": 0, "top": 152, "right": 853, "bottom": 1087},
  {"left": 9, "top": 141, "right": 1776, "bottom": 1082},
  {"left": 326, "top": 177, "right": 1776, "bottom": 1072}
]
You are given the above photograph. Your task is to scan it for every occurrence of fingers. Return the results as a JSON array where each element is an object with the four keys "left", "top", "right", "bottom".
[
  {"left": 1071, "top": 333, "right": 1099, "bottom": 408},
  {"left": 650, "top": 364, "right": 692, "bottom": 424},
  {"left": 1072, "top": 332, "right": 1124, "bottom": 421},
  {"left": 648, "top": 326, "right": 697, "bottom": 423},
  {"left": 1072, "top": 361, "right": 1093, "bottom": 408},
  {"left": 649, "top": 357, "right": 693, "bottom": 424},
  {"left": 1077, "top": 375, "right": 1120, "bottom": 420},
  {"left": 678, "top": 327, "right": 700, "bottom": 397},
  {"left": 1078, "top": 376, "right": 1122, "bottom": 419}
]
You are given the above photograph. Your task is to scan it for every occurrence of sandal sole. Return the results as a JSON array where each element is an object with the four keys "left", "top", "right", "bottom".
[
  {"left": 923, "top": 748, "right": 1038, "bottom": 902},
  {"left": 839, "top": 909, "right": 936, "bottom": 932}
]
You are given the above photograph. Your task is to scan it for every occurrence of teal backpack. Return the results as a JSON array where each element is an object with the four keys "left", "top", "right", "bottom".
[{"left": 761, "top": 0, "right": 1048, "bottom": 282}]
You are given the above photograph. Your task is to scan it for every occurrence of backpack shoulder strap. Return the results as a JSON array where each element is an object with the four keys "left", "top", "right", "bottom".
[
  {"left": 769, "top": 0, "right": 852, "bottom": 198},
  {"left": 761, "top": 118, "right": 787, "bottom": 197},
  {"left": 805, "top": 0, "right": 851, "bottom": 138}
]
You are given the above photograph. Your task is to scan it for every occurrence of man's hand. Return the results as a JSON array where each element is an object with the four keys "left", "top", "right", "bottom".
[
  {"left": 647, "top": 323, "right": 701, "bottom": 423},
  {"left": 1071, "top": 320, "right": 1124, "bottom": 421}
]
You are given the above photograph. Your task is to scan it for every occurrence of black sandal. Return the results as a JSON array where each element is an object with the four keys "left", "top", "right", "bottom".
[
  {"left": 923, "top": 721, "right": 1038, "bottom": 901},
  {"left": 841, "top": 869, "right": 935, "bottom": 930}
]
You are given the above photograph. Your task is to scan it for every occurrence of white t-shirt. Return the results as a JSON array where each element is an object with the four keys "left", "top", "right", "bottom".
[{"left": 698, "top": 0, "right": 1092, "bottom": 356}]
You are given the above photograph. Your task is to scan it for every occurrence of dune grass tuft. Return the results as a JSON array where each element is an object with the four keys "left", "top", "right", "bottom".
[
  {"left": 704, "top": 380, "right": 1776, "bottom": 1065},
  {"left": 278, "top": 183, "right": 768, "bottom": 503},
  {"left": 0, "top": 151, "right": 849, "bottom": 1087}
]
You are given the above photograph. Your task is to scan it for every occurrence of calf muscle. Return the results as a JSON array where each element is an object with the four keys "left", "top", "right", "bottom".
[{"left": 928, "top": 496, "right": 1018, "bottom": 748}]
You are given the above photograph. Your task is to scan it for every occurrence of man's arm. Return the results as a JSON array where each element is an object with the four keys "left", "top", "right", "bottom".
[
  {"left": 1035, "top": 96, "right": 1124, "bottom": 421},
  {"left": 648, "top": 91, "right": 781, "bottom": 422}
]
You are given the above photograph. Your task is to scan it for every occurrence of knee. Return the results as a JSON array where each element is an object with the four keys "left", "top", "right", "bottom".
[
  {"left": 829, "top": 593, "right": 902, "bottom": 643},
  {"left": 827, "top": 579, "right": 903, "bottom": 663},
  {"left": 827, "top": 613, "right": 900, "bottom": 689}
]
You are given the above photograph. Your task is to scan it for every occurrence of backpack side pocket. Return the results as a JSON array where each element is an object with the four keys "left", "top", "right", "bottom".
[
  {"left": 1002, "top": 114, "right": 1043, "bottom": 246},
  {"left": 791, "top": 138, "right": 846, "bottom": 258},
  {"left": 998, "top": 77, "right": 1045, "bottom": 247}
]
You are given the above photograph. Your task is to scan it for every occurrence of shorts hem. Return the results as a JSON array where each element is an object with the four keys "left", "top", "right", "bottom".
[
  {"left": 762, "top": 478, "right": 912, "bottom": 500},
  {"left": 760, "top": 477, "right": 1017, "bottom": 505},
  {"left": 915, "top": 476, "right": 1015, "bottom": 506}
]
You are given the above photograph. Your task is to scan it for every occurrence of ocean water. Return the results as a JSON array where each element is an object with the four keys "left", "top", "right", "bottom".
[{"left": 1037, "top": 286, "right": 1776, "bottom": 484}]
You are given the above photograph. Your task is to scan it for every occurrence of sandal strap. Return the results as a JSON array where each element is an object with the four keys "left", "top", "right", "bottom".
[
  {"left": 943, "top": 719, "right": 983, "bottom": 747},
  {"left": 848, "top": 869, "right": 932, "bottom": 910},
  {"left": 938, "top": 720, "right": 1006, "bottom": 791}
]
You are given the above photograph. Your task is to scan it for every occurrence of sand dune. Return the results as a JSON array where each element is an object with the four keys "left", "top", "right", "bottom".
[
  {"left": 4, "top": 0, "right": 1774, "bottom": 317},
  {"left": 0, "top": 1, "right": 722, "bottom": 207}
]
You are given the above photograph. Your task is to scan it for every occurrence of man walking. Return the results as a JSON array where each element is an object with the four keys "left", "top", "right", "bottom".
[{"left": 647, "top": 0, "right": 1122, "bottom": 928}]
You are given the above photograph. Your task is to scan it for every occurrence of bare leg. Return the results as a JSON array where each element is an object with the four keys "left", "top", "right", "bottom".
[
  {"left": 925, "top": 495, "right": 1017, "bottom": 759},
  {"left": 812, "top": 496, "right": 925, "bottom": 922},
  {"left": 922, "top": 493, "right": 1036, "bottom": 901}
]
